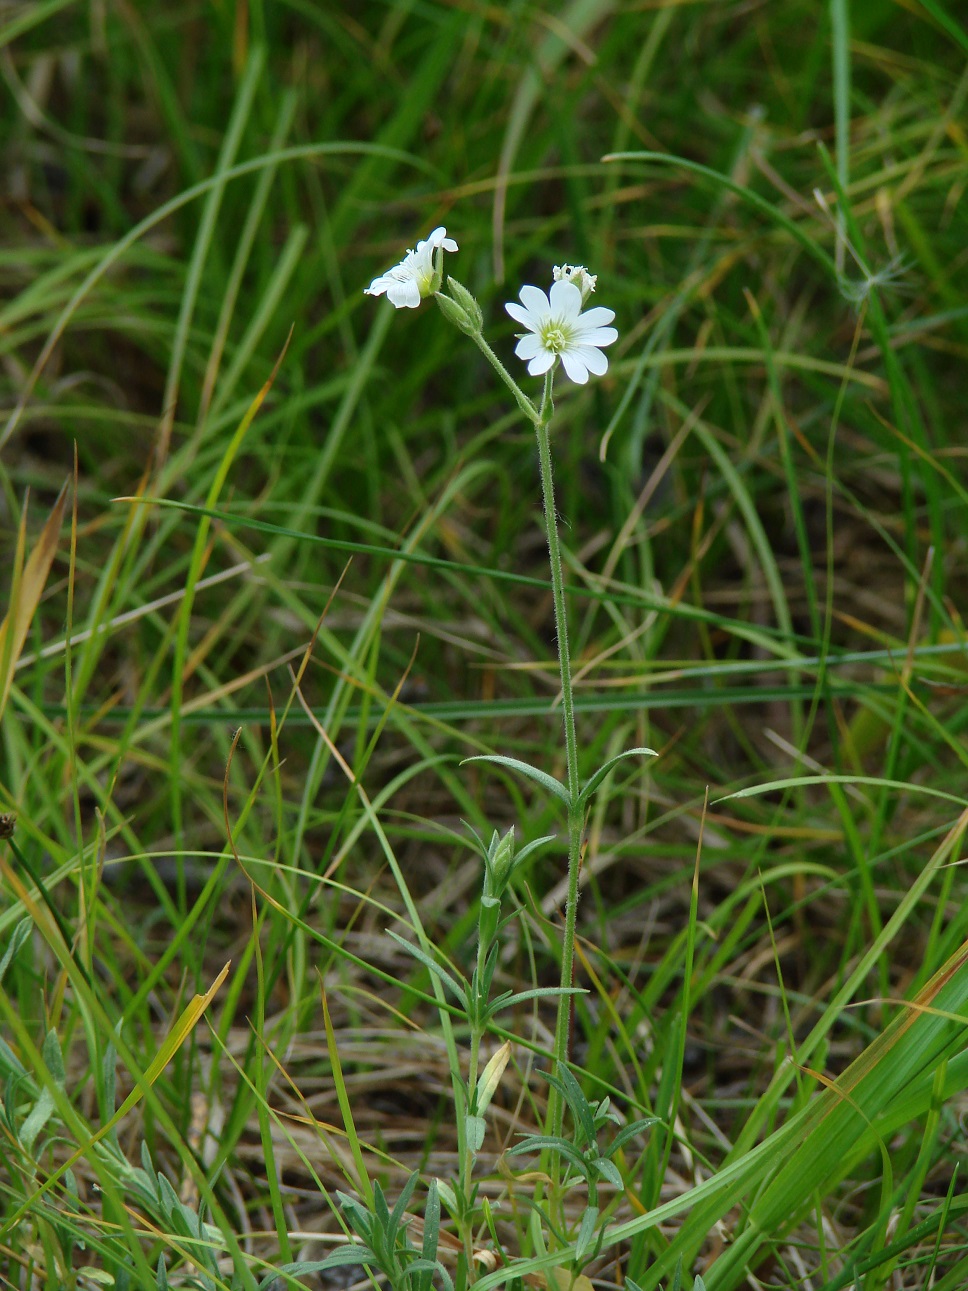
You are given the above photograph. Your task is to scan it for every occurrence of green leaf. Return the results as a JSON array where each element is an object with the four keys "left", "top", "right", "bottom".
[
  {"left": 594, "top": 1158, "right": 623, "bottom": 1190},
  {"left": 484, "top": 986, "right": 584, "bottom": 1020},
  {"left": 42, "top": 1028, "right": 66, "bottom": 1087},
  {"left": 578, "top": 747, "right": 657, "bottom": 807},
  {"left": 19, "top": 1086, "right": 55, "bottom": 1156},
  {"left": 513, "top": 833, "right": 558, "bottom": 865},
  {"left": 610, "top": 1118, "right": 661, "bottom": 1154},
  {"left": 389, "top": 1169, "right": 421, "bottom": 1237},
  {"left": 0, "top": 918, "right": 31, "bottom": 984},
  {"left": 507, "top": 1133, "right": 565, "bottom": 1155},
  {"left": 544, "top": 1065, "right": 597, "bottom": 1145},
  {"left": 20, "top": 1027, "right": 67, "bottom": 1156},
  {"left": 717, "top": 775, "right": 966, "bottom": 806},
  {"left": 286, "top": 1247, "right": 374, "bottom": 1277},
  {"left": 574, "top": 1205, "right": 600, "bottom": 1264},
  {"left": 418, "top": 1180, "right": 441, "bottom": 1291},
  {"left": 466, "top": 1114, "right": 486, "bottom": 1153},
  {"left": 462, "top": 755, "right": 571, "bottom": 805},
  {"left": 509, "top": 1135, "right": 588, "bottom": 1177},
  {"left": 385, "top": 932, "right": 468, "bottom": 1009}
]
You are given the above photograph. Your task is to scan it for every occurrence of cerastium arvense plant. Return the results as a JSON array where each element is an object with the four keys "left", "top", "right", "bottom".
[{"left": 306, "top": 229, "right": 668, "bottom": 1291}]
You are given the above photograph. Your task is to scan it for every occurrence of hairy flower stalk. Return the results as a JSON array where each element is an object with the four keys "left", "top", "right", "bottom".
[{"left": 532, "top": 371, "right": 585, "bottom": 1147}]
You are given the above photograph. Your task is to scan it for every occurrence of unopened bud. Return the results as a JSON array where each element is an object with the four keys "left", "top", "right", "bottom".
[
  {"left": 446, "top": 277, "right": 484, "bottom": 332},
  {"left": 484, "top": 827, "right": 516, "bottom": 899},
  {"left": 475, "top": 1040, "right": 512, "bottom": 1116},
  {"left": 553, "top": 263, "right": 598, "bottom": 305},
  {"left": 435, "top": 278, "right": 483, "bottom": 335}
]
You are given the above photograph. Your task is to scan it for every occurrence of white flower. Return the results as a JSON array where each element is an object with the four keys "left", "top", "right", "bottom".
[
  {"left": 553, "top": 264, "right": 597, "bottom": 304},
  {"left": 364, "top": 226, "right": 458, "bottom": 309},
  {"left": 505, "top": 279, "right": 617, "bottom": 384}
]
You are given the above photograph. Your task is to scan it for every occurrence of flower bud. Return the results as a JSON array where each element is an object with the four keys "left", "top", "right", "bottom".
[
  {"left": 435, "top": 280, "right": 483, "bottom": 335},
  {"left": 475, "top": 1040, "right": 512, "bottom": 1117},
  {"left": 553, "top": 263, "right": 598, "bottom": 306},
  {"left": 446, "top": 277, "right": 484, "bottom": 332},
  {"left": 483, "top": 826, "right": 516, "bottom": 900}
]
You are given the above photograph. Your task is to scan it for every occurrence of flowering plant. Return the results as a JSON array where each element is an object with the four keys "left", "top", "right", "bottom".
[{"left": 361, "top": 228, "right": 655, "bottom": 1288}]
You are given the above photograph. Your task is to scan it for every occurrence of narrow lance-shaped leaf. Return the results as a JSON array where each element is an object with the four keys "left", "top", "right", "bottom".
[
  {"left": 385, "top": 931, "right": 468, "bottom": 1009},
  {"left": 389, "top": 1168, "right": 421, "bottom": 1236},
  {"left": 462, "top": 755, "right": 571, "bottom": 805},
  {"left": 476, "top": 1040, "right": 512, "bottom": 1117},
  {"left": 0, "top": 482, "right": 68, "bottom": 724},
  {"left": 484, "top": 985, "right": 584, "bottom": 1020},
  {"left": 0, "top": 919, "right": 32, "bottom": 985},
  {"left": 578, "top": 747, "right": 657, "bottom": 808},
  {"left": 574, "top": 1206, "right": 600, "bottom": 1264},
  {"left": 718, "top": 775, "right": 966, "bottom": 806},
  {"left": 543, "top": 1065, "right": 597, "bottom": 1145},
  {"left": 609, "top": 1118, "right": 661, "bottom": 1154},
  {"left": 323, "top": 984, "right": 373, "bottom": 1207}
]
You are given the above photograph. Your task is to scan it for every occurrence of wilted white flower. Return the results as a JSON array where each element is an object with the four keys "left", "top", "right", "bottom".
[
  {"left": 505, "top": 279, "right": 617, "bottom": 384},
  {"left": 364, "top": 226, "right": 458, "bottom": 309},
  {"left": 553, "top": 264, "right": 597, "bottom": 304}
]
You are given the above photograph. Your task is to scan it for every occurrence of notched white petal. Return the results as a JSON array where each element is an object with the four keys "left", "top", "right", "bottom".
[
  {"left": 528, "top": 350, "right": 556, "bottom": 375},
  {"left": 575, "top": 345, "right": 608, "bottom": 375},
  {"left": 514, "top": 334, "right": 543, "bottom": 360},
  {"left": 505, "top": 301, "right": 538, "bottom": 330},
  {"left": 388, "top": 280, "right": 422, "bottom": 309},
  {"left": 560, "top": 351, "right": 590, "bottom": 383},
  {"left": 548, "top": 279, "right": 582, "bottom": 316},
  {"left": 426, "top": 226, "right": 459, "bottom": 252},
  {"left": 578, "top": 306, "right": 616, "bottom": 329},
  {"left": 518, "top": 285, "right": 552, "bottom": 317},
  {"left": 578, "top": 326, "right": 618, "bottom": 347}
]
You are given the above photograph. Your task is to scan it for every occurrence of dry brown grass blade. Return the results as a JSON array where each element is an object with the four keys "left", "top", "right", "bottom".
[{"left": 0, "top": 481, "right": 68, "bottom": 724}]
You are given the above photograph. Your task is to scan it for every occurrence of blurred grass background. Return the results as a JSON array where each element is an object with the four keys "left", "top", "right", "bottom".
[{"left": 2, "top": 1, "right": 968, "bottom": 1287}]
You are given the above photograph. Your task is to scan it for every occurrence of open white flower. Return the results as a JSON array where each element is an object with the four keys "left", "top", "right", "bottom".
[
  {"left": 505, "top": 278, "right": 617, "bottom": 384},
  {"left": 364, "top": 226, "right": 458, "bottom": 309}
]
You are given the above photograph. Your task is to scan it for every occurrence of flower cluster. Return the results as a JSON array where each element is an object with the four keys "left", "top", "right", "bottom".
[
  {"left": 552, "top": 263, "right": 598, "bottom": 302},
  {"left": 364, "top": 232, "right": 618, "bottom": 384}
]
